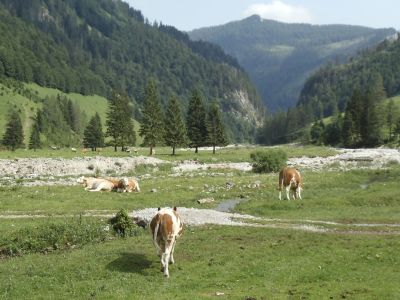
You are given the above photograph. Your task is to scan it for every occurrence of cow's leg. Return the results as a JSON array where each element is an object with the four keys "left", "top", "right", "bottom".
[
  {"left": 297, "top": 187, "right": 302, "bottom": 200},
  {"left": 169, "top": 238, "right": 177, "bottom": 264},
  {"left": 163, "top": 238, "right": 175, "bottom": 277},
  {"left": 278, "top": 189, "right": 282, "bottom": 200},
  {"left": 286, "top": 185, "right": 291, "bottom": 200}
]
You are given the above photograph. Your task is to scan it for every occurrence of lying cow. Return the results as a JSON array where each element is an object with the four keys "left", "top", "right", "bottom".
[
  {"left": 118, "top": 177, "right": 140, "bottom": 193},
  {"left": 278, "top": 167, "right": 302, "bottom": 200},
  {"left": 77, "top": 176, "right": 118, "bottom": 192},
  {"left": 150, "top": 207, "right": 184, "bottom": 278}
]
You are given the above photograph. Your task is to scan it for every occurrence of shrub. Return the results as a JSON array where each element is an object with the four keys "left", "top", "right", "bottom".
[
  {"left": 0, "top": 217, "right": 110, "bottom": 258},
  {"left": 250, "top": 149, "right": 287, "bottom": 173},
  {"left": 109, "top": 209, "right": 138, "bottom": 237}
]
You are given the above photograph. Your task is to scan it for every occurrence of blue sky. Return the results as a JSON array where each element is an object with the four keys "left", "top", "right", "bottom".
[{"left": 124, "top": 0, "right": 399, "bottom": 31}]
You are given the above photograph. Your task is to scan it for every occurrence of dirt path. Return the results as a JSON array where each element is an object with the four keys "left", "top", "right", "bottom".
[{"left": 1, "top": 208, "right": 399, "bottom": 235}]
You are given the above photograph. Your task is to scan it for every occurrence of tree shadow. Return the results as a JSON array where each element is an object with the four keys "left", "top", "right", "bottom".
[{"left": 106, "top": 252, "right": 153, "bottom": 275}]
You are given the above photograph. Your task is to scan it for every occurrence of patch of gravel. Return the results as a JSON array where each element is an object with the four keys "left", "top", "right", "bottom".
[
  {"left": 132, "top": 207, "right": 260, "bottom": 227},
  {"left": 0, "top": 156, "right": 164, "bottom": 179},
  {"left": 288, "top": 148, "right": 400, "bottom": 171}
]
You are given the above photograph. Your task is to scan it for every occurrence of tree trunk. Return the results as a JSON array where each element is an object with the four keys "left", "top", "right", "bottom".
[
  {"left": 213, "top": 145, "right": 216, "bottom": 154},
  {"left": 172, "top": 146, "right": 176, "bottom": 156},
  {"left": 195, "top": 147, "right": 198, "bottom": 153},
  {"left": 150, "top": 146, "right": 153, "bottom": 156}
]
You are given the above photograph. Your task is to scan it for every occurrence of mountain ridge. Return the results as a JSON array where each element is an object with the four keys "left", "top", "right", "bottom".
[{"left": 189, "top": 15, "right": 396, "bottom": 111}]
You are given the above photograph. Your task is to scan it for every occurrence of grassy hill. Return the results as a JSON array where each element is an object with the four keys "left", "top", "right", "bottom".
[{"left": 0, "top": 82, "right": 143, "bottom": 146}]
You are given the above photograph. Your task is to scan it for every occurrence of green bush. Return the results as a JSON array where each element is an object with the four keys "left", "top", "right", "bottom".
[
  {"left": 0, "top": 217, "right": 110, "bottom": 258},
  {"left": 109, "top": 209, "right": 138, "bottom": 237},
  {"left": 250, "top": 149, "right": 287, "bottom": 173}
]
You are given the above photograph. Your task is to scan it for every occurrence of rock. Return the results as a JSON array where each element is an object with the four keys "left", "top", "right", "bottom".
[
  {"left": 226, "top": 181, "right": 235, "bottom": 190},
  {"left": 197, "top": 197, "right": 215, "bottom": 204},
  {"left": 151, "top": 188, "right": 157, "bottom": 193}
]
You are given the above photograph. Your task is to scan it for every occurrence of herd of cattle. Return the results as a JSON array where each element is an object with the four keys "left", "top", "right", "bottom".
[{"left": 77, "top": 166, "right": 302, "bottom": 278}]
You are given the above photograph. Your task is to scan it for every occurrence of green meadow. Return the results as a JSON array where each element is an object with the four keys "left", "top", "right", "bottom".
[{"left": 0, "top": 146, "right": 399, "bottom": 299}]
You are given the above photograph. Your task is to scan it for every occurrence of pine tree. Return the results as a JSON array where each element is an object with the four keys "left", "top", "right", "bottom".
[
  {"left": 2, "top": 109, "right": 24, "bottom": 151},
  {"left": 342, "top": 89, "right": 362, "bottom": 147},
  {"left": 360, "top": 91, "right": 382, "bottom": 147},
  {"left": 139, "top": 80, "right": 164, "bottom": 155},
  {"left": 386, "top": 99, "right": 398, "bottom": 141},
  {"left": 106, "top": 91, "right": 136, "bottom": 151},
  {"left": 83, "top": 113, "right": 104, "bottom": 151},
  {"left": 29, "top": 114, "right": 41, "bottom": 151},
  {"left": 186, "top": 90, "right": 207, "bottom": 153},
  {"left": 164, "top": 95, "right": 187, "bottom": 155},
  {"left": 206, "top": 103, "right": 228, "bottom": 154}
]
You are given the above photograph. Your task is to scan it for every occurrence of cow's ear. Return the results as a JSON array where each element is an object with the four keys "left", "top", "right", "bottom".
[
  {"left": 173, "top": 206, "right": 177, "bottom": 211},
  {"left": 158, "top": 207, "right": 161, "bottom": 211}
]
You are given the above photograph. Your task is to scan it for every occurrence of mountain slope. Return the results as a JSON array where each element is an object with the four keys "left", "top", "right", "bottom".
[
  {"left": 189, "top": 15, "right": 396, "bottom": 111},
  {"left": 298, "top": 36, "right": 400, "bottom": 116},
  {"left": 0, "top": 0, "right": 264, "bottom": 143}
]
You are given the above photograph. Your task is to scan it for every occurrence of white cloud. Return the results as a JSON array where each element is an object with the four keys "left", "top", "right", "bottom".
[{"left": 244, "top": 1, "right": 313, "bottom": 23}]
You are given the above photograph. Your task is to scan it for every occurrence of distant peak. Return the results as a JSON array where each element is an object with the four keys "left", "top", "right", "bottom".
[{"left": 244, "top": 14, "right": 262, "bottom": 22}]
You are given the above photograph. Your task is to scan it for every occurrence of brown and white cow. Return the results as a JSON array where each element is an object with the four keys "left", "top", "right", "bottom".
[
  {"left": 150, "top": 207, "right": 184, "bottom": 278},
  {"left": 118, "top": 177, "right": 140, "bottom": 193},
  {"left": 278, "top": 167, "right": 302, "bottom": 200}
]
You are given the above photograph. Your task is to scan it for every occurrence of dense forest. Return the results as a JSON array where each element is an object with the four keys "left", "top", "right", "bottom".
[
  {"left": 298, "top": 36, "right": 400, "bottom": 116},
  {"left": 257, "top": 36, "right": 400, "bottom": 147},
  {"left": 189, "top": 15, "right": 396, "bottom": 111},
  {"left": 0, "top": 0, "right": 264, "bottom": 143}
]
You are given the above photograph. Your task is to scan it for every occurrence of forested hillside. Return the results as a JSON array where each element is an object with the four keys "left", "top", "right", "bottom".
[
  {"left": 0, "top": 0, "right": 264, "bottom": 143},
  {"left": 189, "top": 15, "right": 396, "bottom": 111},
  {"left": 257, "top": 36, "right": 400, "bottom": 147},
  {"left": 299, "top": 36, "right": 400, "bottom": 117}
]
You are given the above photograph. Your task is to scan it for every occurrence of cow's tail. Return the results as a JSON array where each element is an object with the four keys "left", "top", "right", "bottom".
[{"left": 153, "top": 220, "right": 162, "bottom": 253}]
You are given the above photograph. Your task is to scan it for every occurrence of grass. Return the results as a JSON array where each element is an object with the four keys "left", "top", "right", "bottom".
[
  {"left": 0, "top": 145, "right": 399, "bottom": 298},
  {"left": 0, "top": 167, "right": 399, "bottom": 224},
  {"left": 0, "top": 225, "right": 398, "bottom": 299},
  {"left": 0, "top": 144, "right": 338, "bottom": 160}
]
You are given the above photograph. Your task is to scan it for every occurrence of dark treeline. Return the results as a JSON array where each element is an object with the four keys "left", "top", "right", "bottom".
[{"left": 0, "top": 0, "right": 263, "bottom": 142}]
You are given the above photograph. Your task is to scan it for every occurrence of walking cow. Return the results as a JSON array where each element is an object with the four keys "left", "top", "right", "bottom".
[{"left": 150, "top": 207, "right": 184, "bottom": 278}]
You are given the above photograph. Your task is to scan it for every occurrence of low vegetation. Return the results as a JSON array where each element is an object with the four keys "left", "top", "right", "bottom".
[{"left": 0, "top": 146, "right": 398, "bottom": 299}]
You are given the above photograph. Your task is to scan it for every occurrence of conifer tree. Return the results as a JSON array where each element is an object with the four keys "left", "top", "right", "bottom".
[
  {"left": 386, "top": 99, "right": 398, "bottom": 141},
  {"left": 164, "top": 95, "right": 187, "bottom": 155},
  {"left": 84, "top": 113, "right": 104, "bottom": 151},
  {"left": 29, "top": 114, "right": 41, "bottom": 151},
  {"left": 342, "top": 89, "right": 362, "bottom": 147},
  {"left": 186, "top": 90, "right": 207, "bottom": 153},
  {"left": 106, "top": 91, "right": 136, "bottom": 151},
  {"left": 139, "top": 80, "right": 164, "bottom": 155},
  {"left": 2, "top": 109, "right": 24, "bottom": 151},
  {"left": 360, "top": 91, "right": 382, "bottom": 147},
  {"left": 206, "top": 103, "right": 228, "bottom": 154}
]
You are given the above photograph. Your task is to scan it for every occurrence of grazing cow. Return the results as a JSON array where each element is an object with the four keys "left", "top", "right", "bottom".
[
  {"left": 278, "top": 167, "right": 302, "bottom": 200},
  {"left": 150, "top": 207, "right": 184, "bottom": 278}
]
